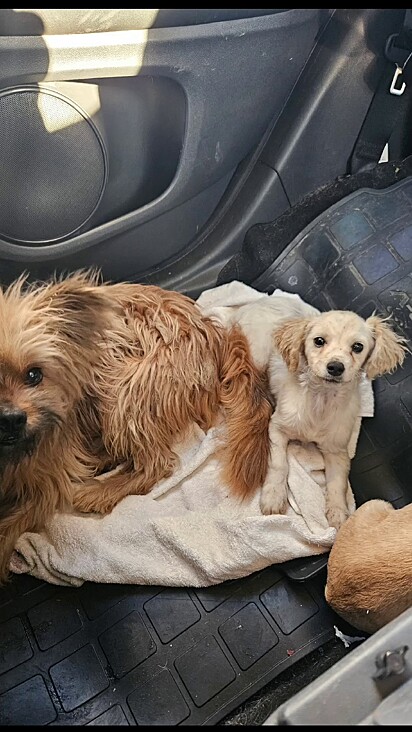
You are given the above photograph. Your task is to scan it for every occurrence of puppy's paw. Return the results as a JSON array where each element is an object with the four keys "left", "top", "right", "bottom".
[
  {"left": 326, "top": 505, "right": 350, "bottom": 531},
  {"left": 260, "top": 484, "right": 288, "bottom": 516}
]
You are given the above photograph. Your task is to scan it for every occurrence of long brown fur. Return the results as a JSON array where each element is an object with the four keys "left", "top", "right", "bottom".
[{"left": 0, "top": 272, "right": 272, "bottom": 583}]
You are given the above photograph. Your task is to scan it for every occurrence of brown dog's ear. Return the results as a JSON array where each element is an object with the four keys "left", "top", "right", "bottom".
[
  {"left": 274, "top": 318, "right": 310, "bottom": 372},
  {"left": 33, "top": 270, "right": 120, "bottom": 349},
  {"left": 365, "top": 315, "right": 408, "bottom": 379}
]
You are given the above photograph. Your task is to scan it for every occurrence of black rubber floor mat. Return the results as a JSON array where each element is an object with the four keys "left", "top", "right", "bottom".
[
  {"left": 0, "top": 568, "right": 337, "bottom": 726},
  {"left": 217, "top": 155, "right": 412, "bottom": 287},
  {"left": 1, "top": 177, "right": 411, "bottom": 726}
]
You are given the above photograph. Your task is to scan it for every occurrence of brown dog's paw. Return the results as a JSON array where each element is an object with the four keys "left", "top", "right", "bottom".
[
  {"left": 326, "top": 505, "right": 350, "bottom": 531},
  {"left": 72, "top": 481, "right": 117, "bottom": 515}
]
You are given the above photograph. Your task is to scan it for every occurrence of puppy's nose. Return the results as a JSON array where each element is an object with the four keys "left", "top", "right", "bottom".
[
  {"left": 327, "top": 361, "right": 345, "bottom": 377},
  {"left": 0, "top": 407, "right": 27, "bottom": 436}
]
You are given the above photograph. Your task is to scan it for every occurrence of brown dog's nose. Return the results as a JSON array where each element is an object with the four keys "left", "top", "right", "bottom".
[
  {"left": 0, "top": 407, "right": 27, "bottom": 437},
  {"left": 327, "top": 361, "right": 345, "bottom": 377}
]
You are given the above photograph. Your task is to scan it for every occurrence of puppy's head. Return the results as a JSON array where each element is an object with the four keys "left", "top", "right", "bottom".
[
  {"left": 0, "top": 271, "right": 119, "bottom": 462},
  {"left": 274, "top": 310, "right": 407, "bottom": 384}
]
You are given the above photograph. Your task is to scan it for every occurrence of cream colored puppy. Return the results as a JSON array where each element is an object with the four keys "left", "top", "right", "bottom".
[{"left": 235, "top": 297, "right": 407, "bottom": 530}]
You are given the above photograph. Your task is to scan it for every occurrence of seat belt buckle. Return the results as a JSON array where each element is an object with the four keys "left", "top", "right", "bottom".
[
  {"left": 390, "top": 65, "right": 406, "bottom": 96},
  {"left": 385, "top": 32, "right": 412, "bottom": 96}
]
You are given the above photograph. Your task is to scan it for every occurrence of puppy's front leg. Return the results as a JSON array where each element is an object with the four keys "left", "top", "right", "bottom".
[
  {"left": 322, "top": 450, "right": 351, "bottom": 530},
  {"left": 260, "top": 418, "right": 290, "bottom": 515}
]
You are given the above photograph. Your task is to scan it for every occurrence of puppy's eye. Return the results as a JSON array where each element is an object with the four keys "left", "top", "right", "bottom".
[
  {"left": 314, "top": 337, "right": 326, "bottom": 347},
  {"left": 352, "top": 342, "right": 364, "bottom": 354},
  {"left": 25, "top": 367, "right": 43, "bottom": 386}
]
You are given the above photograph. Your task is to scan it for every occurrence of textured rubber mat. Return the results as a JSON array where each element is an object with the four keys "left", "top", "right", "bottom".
[
  {"left": 0, "top": 569, "right": 336, "bottom": 725},
  {"left": 1, "top": 177, "right": 411, "bottom": 726}
]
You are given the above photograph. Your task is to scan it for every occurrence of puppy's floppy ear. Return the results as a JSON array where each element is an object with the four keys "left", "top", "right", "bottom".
[
  {"left": 365, "top": 315, "right": 408, "bottom": 379},
  {"left": 274, "top": 318, "right": 310, "bottom": 372}
]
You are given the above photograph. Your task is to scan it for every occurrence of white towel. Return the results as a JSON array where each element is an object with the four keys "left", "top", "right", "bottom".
[{"left": 10, "top": 282, "right": 374, "bottom": 587}]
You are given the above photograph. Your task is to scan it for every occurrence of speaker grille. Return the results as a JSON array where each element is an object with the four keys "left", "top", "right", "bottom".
[{"left": 0, "top": 86, "right": 107, "bottom": 244}]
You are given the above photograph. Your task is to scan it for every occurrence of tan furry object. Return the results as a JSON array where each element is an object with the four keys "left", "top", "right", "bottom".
[
  {"left": 325, "top": 499, "right": 412, "bottom": 633},
  {"left": 0, "top": 272, "right": 272, "bottom": 585}
]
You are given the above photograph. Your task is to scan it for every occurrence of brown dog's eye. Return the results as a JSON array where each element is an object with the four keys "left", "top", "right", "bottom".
[
  {"left": 25, "top": 367, "right": 43, "bottom": 386},
  {"left": 352, "top": 342, "right": 364, "bottom": 353},
  {"left": 314, "top": 337, "right": 325, "bottom": 347}
]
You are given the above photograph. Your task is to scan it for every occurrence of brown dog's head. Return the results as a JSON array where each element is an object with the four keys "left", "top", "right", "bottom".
[
  {"left": 0, "top": 271, "right": 118, "bottom": 462},
  {"left": 274, "top": 310, "right": 407, "bottom": 383}
]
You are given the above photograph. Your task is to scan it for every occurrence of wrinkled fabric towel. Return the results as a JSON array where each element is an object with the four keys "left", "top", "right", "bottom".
[{"left": 10, "top": 282, "right": 374, "bottom": 587}]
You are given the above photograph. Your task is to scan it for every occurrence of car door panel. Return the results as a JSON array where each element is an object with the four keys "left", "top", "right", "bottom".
[{"left": 0, "top": 8, "right": 326, "bottom": 284}]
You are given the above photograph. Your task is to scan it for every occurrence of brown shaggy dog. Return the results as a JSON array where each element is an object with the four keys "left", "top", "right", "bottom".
[{"left": 0, "top": 272, "right": 272, "bottom": 584}]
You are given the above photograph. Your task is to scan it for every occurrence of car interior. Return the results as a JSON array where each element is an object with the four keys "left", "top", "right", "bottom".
[{"left": 0, "top": 8, "right": 411, "bottom": 726}]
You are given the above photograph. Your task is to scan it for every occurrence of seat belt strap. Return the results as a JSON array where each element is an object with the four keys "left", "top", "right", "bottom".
[{"left": 349, "top": 10, "right": 412, "bottom": 174}]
